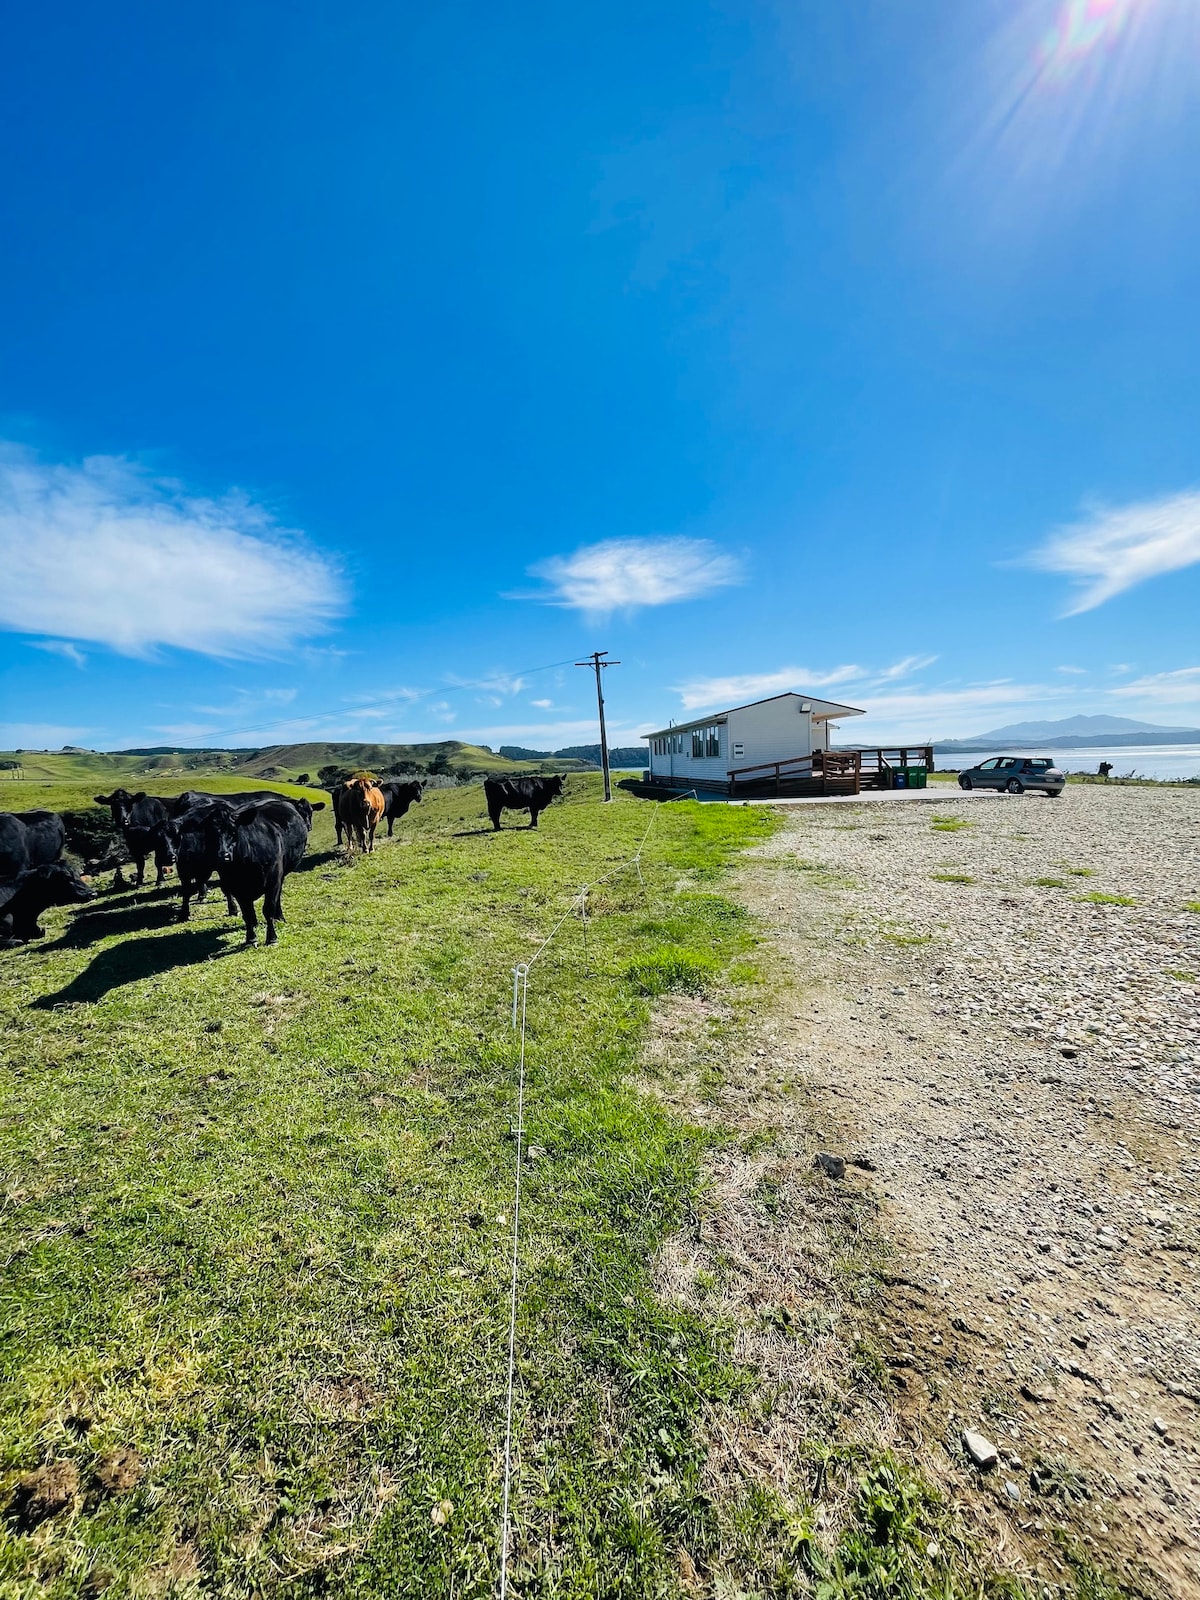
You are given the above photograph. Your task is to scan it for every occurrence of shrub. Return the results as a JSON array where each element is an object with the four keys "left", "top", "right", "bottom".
[{"left": 60, "top": 809, "right": 122, "bottom": 861}]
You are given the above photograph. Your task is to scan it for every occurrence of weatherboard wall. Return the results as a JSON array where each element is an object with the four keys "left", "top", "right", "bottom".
[{"left": 648, "top": 700, "right": 824, "bottom": 782}]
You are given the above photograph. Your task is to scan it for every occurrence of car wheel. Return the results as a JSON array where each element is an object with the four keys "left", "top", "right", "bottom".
[
  {"left": 1046, "top": 789, "right": 1063, "bottom": 799},
  {"left": 1005, "top": 778, "right": 1024, "bottom": 794},
  {"left": 959, "top": 775, "right": 973, "bottom": 790}
]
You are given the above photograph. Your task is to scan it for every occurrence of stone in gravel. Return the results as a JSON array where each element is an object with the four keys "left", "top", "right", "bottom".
[
  {"left": 813, "top": 1152, "right": 846, "bottom": 1179},
  {"left": 851, "top": 1153, "right": 878, "bottom": 1171},
  {"left": 963, "top": 1429, "right": 999, "bottom": 1470},
  {"left": 1005, "top": 1479, "right": 1021, "bottom": 1503},
  {"left": 1021, "top": 1383, "right": 1055, "bottom": 1404}
]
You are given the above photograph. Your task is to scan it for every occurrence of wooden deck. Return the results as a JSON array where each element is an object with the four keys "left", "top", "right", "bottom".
[{"left": 644, "top": 746, "right": 936, "bottom": 800}]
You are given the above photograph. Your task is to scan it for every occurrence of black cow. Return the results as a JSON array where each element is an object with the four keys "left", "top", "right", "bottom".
[
  {"left": 164, "top": 801, "right": 240, "bottom": 922},
  {"left": 484, "top": 775, "right": 565, "bottom": 831},
  {"left": 167, "top": 794, "right": 326, "bottom": 922},
  {"left": 378, "top": 779, "right": 425, "bottom": 836},
  {"left": 93, "top": 790, "right": 174, "bottom": 886},
  {"left": 330, "top": 782, "right": 350, "bottom": 846},
  {"left": 0, "top": 810, "right": 66, "bottom": 879},
  {"left": 211, "top": 798, "right": 319, "bottom": 945},
  {"left": 168, "top": 789, "right": 311, "bottom": 818},
  {"left": 0, "top": 862, "right": 94, "bottom": 944}
]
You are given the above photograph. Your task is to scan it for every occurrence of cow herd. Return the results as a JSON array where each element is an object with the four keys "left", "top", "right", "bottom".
[
  {"left": 0, "top": 809, "right": 94, "bottom": 943},
  {"left": 0, "top": 772, "right": 570, "bottom": 950}
]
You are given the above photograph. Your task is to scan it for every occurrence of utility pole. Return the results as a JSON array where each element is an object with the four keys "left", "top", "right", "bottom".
[{"left": 575, "top": 650, "right": 620, "bottom": 801}]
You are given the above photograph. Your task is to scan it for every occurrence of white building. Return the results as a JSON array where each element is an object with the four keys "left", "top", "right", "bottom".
[{"left": 642, "top": 691, "right": 866, "bottom": 793}]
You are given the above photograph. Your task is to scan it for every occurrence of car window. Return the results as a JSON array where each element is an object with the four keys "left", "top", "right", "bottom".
[
  {"left": 978, "top": 758, "right": 998, "bottom": 770},
  {"left": 1026, "top": 759, "right": 1050, "bottom": 771},
  {"left": 997, "top": 758, "right": 1018, "bottom": 769}
]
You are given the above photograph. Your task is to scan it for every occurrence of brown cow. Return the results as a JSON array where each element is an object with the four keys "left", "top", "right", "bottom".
[{"left": 340, "top": 777, "right": 385, "bottom": 853}]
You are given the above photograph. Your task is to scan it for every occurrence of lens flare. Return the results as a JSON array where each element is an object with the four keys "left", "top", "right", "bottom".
[{"left": 1039, "top": 0, "right": 1137, "bottom": 81}]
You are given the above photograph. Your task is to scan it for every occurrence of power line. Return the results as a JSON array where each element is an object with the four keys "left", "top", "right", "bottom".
[{"left": 167, "top": 655, "right": 589, "bottom": 745}]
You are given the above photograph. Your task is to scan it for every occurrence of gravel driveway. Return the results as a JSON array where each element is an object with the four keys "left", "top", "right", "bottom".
[{"left": 739, "top": 783, "right": 1200, "bottom": 1595}]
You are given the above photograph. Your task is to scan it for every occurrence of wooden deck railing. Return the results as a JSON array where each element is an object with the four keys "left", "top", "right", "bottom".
[
  {"left": 724, "top": 746, "right": 934, "bottom": 796},
  {"left": 852, "top": 746, "right": 935, "bottom": 788},
  {"left": 727, "top": 750, "right": 861, "bottom": 795}
]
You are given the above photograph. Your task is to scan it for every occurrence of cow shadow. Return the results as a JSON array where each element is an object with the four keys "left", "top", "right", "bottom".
[
  {"left": 296, "top": 849, "right": 343, "bottom": 873},
  {"left": 30, "top": 927, "right": 232, "bottom": 1008},
  {"left": 451, "top": 827, "right": 496, "bottom": 838},
  {"left": 45, "top": 898, "right": 185, "bottom": 952}
]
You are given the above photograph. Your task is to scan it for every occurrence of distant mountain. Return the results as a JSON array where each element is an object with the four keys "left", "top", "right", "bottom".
[{"left": 967, "top": 715, "right": 1185, "bottom": 741}]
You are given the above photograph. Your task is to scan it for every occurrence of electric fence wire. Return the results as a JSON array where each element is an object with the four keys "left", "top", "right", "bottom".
[{"left": 496, "top": 793, "right": 695, "bottom": 1597}]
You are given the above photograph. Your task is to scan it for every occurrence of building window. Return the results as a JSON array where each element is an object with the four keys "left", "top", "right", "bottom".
[{"left": 691, "top": 724, "right": 721, "bottom": 758}]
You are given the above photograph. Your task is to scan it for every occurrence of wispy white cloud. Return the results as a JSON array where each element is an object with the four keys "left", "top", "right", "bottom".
[
  {"left": 445, "top": 670, "right": 527, "bottom": 697},
  {"left": 670, "top": 655, "right": 1079, "bottom": 742},
  {"left": 0, "top": 443, "right": 346, "bottom": 657},
  {"left": 1108, "top": 666, "right": 1200, "bottom": 707},
  {"left": 676, "top": 664, "right": 864, "bottom": 712},
  {"left": 522, "top": 537, "right": 741, "bottom": 613},
  {"left": 674, "top": 656, "right": 937, "bottom": 713},
  {"left": 29, "top": 639, "right": 87, "bottom": 667},
  {"left": 1056, "top": 664, "right": 1087, "bottom": 675},
  {"left": 1026, "top": 490, "right": 1200, "bottom": 614},
  {"left": 874, "top": 653, "right": 938, "bottom": 682},
  {"left": 854, "top": 681, "right": 1070, "bottom": 741},
  {"left": 530, "top": 698, "right": 554, "bottom": 709}
]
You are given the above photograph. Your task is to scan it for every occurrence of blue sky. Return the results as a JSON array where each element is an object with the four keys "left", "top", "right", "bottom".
[{"left": 2, "top": 0, "right": 1199, "bottom": 752}]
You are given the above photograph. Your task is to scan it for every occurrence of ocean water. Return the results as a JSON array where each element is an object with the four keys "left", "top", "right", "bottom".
[{"left": 943, "top": 745, "right": 1200, "bottom": 782}]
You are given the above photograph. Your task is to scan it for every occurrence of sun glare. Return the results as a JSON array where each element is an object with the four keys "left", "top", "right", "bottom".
[
  {"left": 1039, "top": 0, "right": 1137, "bottom": 81},
  {"left": 972, "top": 0, "right": 1199, "bottom": 194}
]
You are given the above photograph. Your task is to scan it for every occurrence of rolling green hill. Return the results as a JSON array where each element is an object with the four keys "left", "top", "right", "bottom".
[{"left": 0, "top": 740, "right": 592, "bottom": 791}]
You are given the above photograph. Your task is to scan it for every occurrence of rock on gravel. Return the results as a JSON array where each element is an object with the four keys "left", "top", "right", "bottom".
[{"left": 963, "top": 1428, "right": 999, "bottom": 1469}]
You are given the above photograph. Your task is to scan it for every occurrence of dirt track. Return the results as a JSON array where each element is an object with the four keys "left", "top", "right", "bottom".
[{"left": 727, "top": 784, "right": 1200, "bottom": 1594}]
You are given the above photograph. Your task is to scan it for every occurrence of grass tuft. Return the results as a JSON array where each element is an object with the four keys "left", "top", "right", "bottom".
[
  {"left": 1075, "top": 891, "right": 1137, "bottom": 906},
  {"left": 931, "top": 816, "right": 973, "bottom": 833},
  {"left": 932, "top": 872, "right": 974, "bottom": 885},
  {"left": 626, "top": 948, "right": 718, "bottom": 996}
]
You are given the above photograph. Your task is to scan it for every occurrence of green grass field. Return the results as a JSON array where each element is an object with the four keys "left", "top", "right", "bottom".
[
  {"left": 1, "top": 782, "right": 779, "bottom": 1596},
  {"left": 0, "top": 781, "right": 1101, "bottom": 1597}
]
